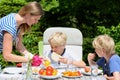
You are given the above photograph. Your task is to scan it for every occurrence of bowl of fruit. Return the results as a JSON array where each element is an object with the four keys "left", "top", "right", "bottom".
[{"left": 38, "top": 66, "right": 61, "bottom": 79}]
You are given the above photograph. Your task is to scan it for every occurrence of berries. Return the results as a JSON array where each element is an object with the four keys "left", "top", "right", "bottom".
[{"left": 16, "top": 63, "right": 22, "bottom": 67}]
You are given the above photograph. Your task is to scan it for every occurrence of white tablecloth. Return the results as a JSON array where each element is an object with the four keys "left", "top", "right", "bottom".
[
  {"left": 0, "top": 67, "right": 106, "bottom": 80},
  {"left": 0, "top": 74, "right": 24, "bottom": 80}
]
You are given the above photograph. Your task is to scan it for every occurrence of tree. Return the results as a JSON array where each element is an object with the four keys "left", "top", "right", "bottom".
[{"left": 0, "top": 0, "right": 26, "bottom": 17}]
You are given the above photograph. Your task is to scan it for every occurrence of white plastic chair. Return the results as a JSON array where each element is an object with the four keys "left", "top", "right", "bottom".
[{"left": 43, "top": 27, "right": 83, "bottom": 60}]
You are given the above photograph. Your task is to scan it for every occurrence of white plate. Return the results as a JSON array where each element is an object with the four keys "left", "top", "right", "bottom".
[
  {"left": 2, "top": 67, "right": 24, "bottom": 74},
  {"left": 62, "top": 75, "right": 82, "bottom": 78},
  {"left": 62, "top": 72, "right": 83, "bottom": 78},
  {"left": 80, "top": 68, "right": 102, "bottom": 76},
  {"left": 39, "top": 73, "right": 61, "bottom": 79}
]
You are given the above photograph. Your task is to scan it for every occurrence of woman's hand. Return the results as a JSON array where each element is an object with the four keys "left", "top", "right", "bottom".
[{"left": 24, "top": 52, "right": 34, "bottom": 60}]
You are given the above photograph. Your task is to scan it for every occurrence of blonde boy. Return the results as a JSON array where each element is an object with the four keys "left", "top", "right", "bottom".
[
  {"left": 44, "top": 32, "right": 86, "bottom": 67},
  {"left": 88, "top": 34, "right": 120, "bottom": 80}
]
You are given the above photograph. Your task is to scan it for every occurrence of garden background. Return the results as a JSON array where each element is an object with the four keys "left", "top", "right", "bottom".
[{"left": 1, "top": 0, "right": 120, "bottom": 68}]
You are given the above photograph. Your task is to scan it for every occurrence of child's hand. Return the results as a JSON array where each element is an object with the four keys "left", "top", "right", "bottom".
[
  {"left": 87, "top": 53, "right": 96, "bottom": 61},
  {"left": 59, "top": 57, "right": 68, "bottom": 64},
  {"left": 104, "top": 74, "right": 114, "bottom": 80},
  {"left": 41, "top": 56, "right": 51, "bottom": 67},
  {"left": 87, "top": 53, "right": 96, "bottom": 65}
]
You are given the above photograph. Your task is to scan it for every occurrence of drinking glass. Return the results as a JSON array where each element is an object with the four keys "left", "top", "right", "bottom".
[
  {"left": 22, "top": 62, "right": 33, "bottom": 80},
  {"left": 22, "top": 63, "right": 28, "bottom": 74},
  {"left": 91, "top": 64, "right": 98, "bottom": 77},
  {"left": 66, "top": 59, "right": 73, "bottom": 71}
]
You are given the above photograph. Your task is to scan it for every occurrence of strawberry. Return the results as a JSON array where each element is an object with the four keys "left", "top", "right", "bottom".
[{"left": 16, "top": 63, "right": 22, "bottom": 67}]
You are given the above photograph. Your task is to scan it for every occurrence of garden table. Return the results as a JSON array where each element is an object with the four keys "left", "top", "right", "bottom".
[{"left": 0, "top": 66, "right": 106, "bottom": 80}]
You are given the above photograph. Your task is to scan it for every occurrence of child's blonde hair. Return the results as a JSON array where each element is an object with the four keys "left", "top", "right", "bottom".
[
  {"left": 48, "top": 32, "right": 67, "bottom": 46},
  {"left": 92, "top": 34, "right": 115, "bottom": 54}
]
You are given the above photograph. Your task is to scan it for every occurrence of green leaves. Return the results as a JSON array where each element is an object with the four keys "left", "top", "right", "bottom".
[
  {"left": 41, "top": 0, "right": 59, "bottom": 11},
  {"left": 0, "top": 0, "right": 26, "bottom": 17},
  {"left": 23, "top": 32, "right": 42, "bottom": 54}
]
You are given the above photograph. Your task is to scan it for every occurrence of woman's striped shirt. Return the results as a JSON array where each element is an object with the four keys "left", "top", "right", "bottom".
[{"left": 0, "top": 13, "right": 17, "bottom": 52}]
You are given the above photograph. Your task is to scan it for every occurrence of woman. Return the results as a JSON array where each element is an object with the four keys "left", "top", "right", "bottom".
[
  {"left": 0, "top": 1, "right": 44, "bottom": 62},
  {"left": 88, "top": 34, "right": 120, "bottom": 80}
]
